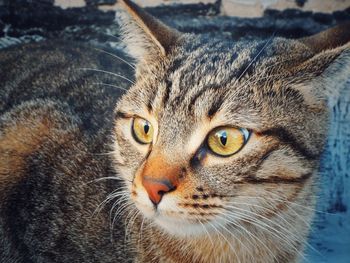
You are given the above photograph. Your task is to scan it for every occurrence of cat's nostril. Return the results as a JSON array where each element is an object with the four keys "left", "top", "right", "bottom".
[
  {"left": 158, "top": 186, "right": 176, "bottom": 197},
  {"left": 158, "top": 190, "right": 166, "bottom": 197}
]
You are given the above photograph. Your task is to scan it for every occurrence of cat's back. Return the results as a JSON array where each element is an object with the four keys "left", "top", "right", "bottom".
[{"left": 0, "top": 41, "right": 132, "bottom": 133}]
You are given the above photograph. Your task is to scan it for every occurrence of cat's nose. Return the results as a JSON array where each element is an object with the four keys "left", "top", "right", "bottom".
[
  {"left": 142, "top": 177, "right": 177, "bottom": 205},
  {"left": 140, "top": 153, "right": 184, "bottom": 206}
]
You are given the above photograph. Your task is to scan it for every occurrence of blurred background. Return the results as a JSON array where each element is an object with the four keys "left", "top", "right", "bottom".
[{"left": 0, "top": 0, "right": 349, "bottom": 262}]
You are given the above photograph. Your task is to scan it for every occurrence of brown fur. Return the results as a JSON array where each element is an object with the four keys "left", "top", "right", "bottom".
[
  {"left": 0, "top": 103, "right": 77, "bottom": 195},
  {"left": 113, "top": 1, "right": 350, "bottom": 262},
  {"left": 0, "top": 0, "right": 349, "bottom": 262}
]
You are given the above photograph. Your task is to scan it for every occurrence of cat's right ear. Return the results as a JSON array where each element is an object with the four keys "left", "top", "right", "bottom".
[{"left": 117, "top": 0, "right": 181, "bottom": 62}]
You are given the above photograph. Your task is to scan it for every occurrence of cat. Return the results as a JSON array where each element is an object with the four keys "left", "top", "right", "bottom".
[{"left": 0, "top": 0, "right": 349, "bottom": 262}]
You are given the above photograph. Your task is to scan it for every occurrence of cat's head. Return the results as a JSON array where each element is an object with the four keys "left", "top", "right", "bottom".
[{"left": 113, "top": 0, "right": 350, "bottom": 237}]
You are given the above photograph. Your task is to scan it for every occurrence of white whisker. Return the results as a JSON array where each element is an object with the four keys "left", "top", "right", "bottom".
[
  {"left": 92, "top": 82, "right": 128, "bottom": 91},
  {"left": 207, "top": 221, "right": 241, "bottom": 263},
  {"left": 237, "top": 33, "right": 276, "bottom": 82},
  {"left": 79, "top": 67, "right": 135, "bottom": 85},
  {"left": 224, "top": 207, "right": 307, "bottom": 261},
  {"left": 93, "top": 47, "right": 136, "bottom": 69},
  {"left": 216, "top": 212, "right": 278, "bottom": 262}
]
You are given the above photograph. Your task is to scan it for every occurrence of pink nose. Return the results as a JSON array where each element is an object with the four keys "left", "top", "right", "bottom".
[{"left": 142, "top": 177, "right": 177, "bottom": 205}]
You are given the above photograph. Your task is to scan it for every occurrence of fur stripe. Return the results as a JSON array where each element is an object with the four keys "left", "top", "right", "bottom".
[
  {"left": 115, "top": 111, "right": 131, "bottom": 120},
  {"left": 188, "top": 84, "right": 223, "bottom": 112},
  {"left": 240, "top": 172, "right": 312, "bottom": 184},
  {"left": 161, "top": 79, "right": 172, "bottom": 106},
  {"left": 259, "top": 127, "right": 319, "bottom": 160}
]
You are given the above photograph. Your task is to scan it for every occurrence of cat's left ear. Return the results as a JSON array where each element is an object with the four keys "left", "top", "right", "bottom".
[
  {"left": 292, "top": 22, "right": 350, "bottom": 108},
  {"left": 117, "top": 0, "right": 181, "bottom": 62}
]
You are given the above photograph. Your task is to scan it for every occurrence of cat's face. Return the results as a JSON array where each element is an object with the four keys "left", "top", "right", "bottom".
[
  {"left": 112, "top": 0, "right": 350, "bottom": 238},
  {"left": 113, "top": 37, "right": 321, "bottom": 236}
]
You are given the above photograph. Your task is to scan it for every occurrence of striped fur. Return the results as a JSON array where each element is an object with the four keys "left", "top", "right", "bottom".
[
  {"left": 113, "top": 2, "right": 350, "bottom": 262},
  {"left": 0, "top": 0, "right": 349, "bottom": 262}
]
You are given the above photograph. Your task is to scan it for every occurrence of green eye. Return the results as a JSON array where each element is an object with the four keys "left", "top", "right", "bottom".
[
  {"left": 207, "top": 127, "right": 249, "bottom": 156},
  {"left": 132, "top": 117, "right": 154, "bottom": 144}
]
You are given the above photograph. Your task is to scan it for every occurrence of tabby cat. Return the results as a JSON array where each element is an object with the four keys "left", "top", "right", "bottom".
[{"left": 0, "top": 0, "right": 349, "bottom": 262}]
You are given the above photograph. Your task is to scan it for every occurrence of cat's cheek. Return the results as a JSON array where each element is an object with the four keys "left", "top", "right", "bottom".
[{"left": 116, "top": 165, "right": 135, "bottom": 184}]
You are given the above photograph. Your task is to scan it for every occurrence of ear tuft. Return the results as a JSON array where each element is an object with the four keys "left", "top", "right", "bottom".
[{"left": 117, "top": 0, "right": 181, "bottom": 61}]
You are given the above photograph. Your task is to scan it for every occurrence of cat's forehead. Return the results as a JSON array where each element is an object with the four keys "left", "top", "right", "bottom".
[
  {"left": 164, "top": 38, "right": 303, "bottom": 109},
  {"left": 174, "top": 36, "right": 272, "bottom": 81},
  {"left": 118, "top": 36, "right": 310, "bottom": 132},
  {"left": 164, "top": 35, "right": 303, "bottom": 96}
]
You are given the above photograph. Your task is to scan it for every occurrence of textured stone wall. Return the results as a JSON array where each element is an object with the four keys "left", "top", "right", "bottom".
[{"left": 54, "top": 0, "right": 350, "bottom": 16}]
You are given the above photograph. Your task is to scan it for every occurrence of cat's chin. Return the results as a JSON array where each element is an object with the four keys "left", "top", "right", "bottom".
[{"left": 153, "top": 216, "right": 210, "bottom": 237}]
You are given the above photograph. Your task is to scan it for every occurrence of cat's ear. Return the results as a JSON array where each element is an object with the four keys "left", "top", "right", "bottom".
[
  {"left": 291, "top": 22, "right": 350, "bottom": 108},
  {"left": 117, "top": 0, "right": 181, "bottom": 62}
]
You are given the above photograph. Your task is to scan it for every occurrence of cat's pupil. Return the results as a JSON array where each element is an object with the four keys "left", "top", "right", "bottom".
[
  {"left": 144, "top": 123, "right": 150, "bottom": 134},
  {"left": 220, "top": 132, "right": 227, "bottom": 146}
]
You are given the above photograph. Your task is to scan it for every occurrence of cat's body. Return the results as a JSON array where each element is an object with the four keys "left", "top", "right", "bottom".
[
  {"left": 1, "top": 1, "right": 350, "bottom": 262},
  {"left": 0, "top": 42, "right": 135, "bottom": 262}
]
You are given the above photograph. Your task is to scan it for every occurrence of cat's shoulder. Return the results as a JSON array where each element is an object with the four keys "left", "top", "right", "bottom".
[{"left": 0, "top": 99, "right": 82, "bottom": 194}]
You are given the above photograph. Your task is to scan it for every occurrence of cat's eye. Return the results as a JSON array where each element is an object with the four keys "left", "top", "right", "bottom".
[
  {"left": 207, "top": 127, "right": 249, "bottom": 156},
  {"left": 132, "top": 117, "right": 154, "bottom": 144}
]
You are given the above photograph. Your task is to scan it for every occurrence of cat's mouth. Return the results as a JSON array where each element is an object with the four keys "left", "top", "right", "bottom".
[
  {"left": 129, "top": 169, "right": 229, "bottom": 237},
  {"left": 132, "top": 190, "right": 223, "bottom": 237},
  {"left": 141, "top": 206, "right": 219, "bottom": 237}
]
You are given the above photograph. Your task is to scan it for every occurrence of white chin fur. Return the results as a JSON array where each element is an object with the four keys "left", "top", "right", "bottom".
[
  {"left": 154, "top": 216, "right": 208, "bottom": 237},
  {"left": 134, "top": 201, "right": 210, "bottom": 237}
]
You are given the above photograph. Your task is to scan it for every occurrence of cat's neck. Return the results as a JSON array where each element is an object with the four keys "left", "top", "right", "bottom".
[{"left": 132, "top": 220, "right": 300, "bottom": 263}]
